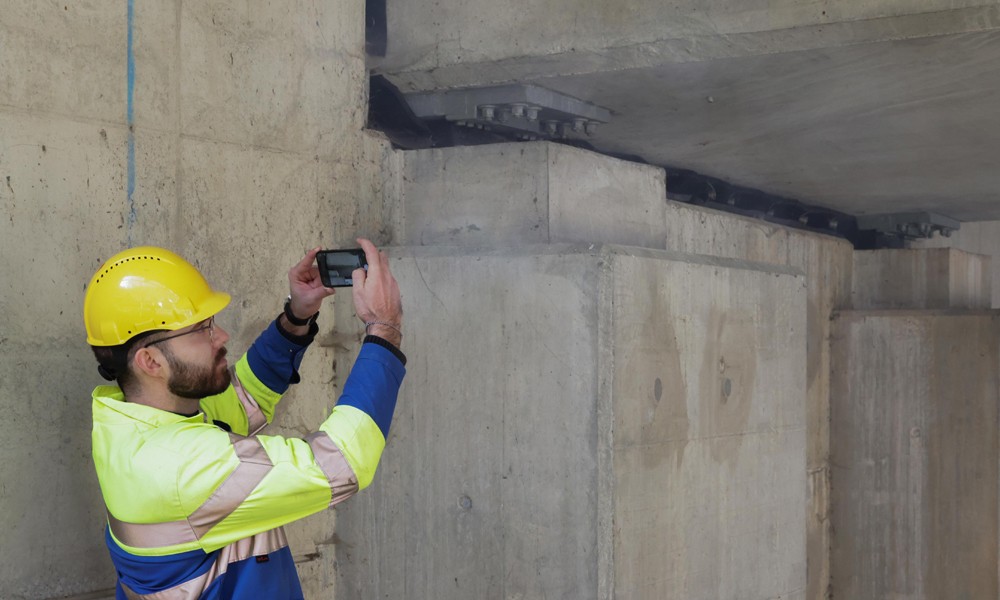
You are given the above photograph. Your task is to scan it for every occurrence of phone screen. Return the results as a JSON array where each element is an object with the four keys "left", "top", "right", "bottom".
[{"left": 317, "top": 249, "right": 367, "bottom": 287}]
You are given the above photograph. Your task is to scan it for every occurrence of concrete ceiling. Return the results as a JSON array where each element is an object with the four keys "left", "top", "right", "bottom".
[
  {"left": 376, "top": 3, "right": 1000, "bottom": 222},
  {"left": 525, "top": 30, "right": 1000, "bottom": 222}
]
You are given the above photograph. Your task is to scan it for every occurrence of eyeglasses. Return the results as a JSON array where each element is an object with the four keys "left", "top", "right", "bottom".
[{"left": 144, "top": 317, "right": 216, "bottom": 347}]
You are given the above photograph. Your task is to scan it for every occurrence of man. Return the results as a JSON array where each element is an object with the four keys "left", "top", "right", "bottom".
[{"left": 83, "top": 239, "right": 405, "bottom": 599}]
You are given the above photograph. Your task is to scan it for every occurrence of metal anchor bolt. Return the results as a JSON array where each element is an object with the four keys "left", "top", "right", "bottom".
[{"left": 478, "top": 105, "right": 496, "bottom": 121}]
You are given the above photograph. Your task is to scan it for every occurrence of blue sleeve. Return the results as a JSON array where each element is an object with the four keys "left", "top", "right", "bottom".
[
  {"left": 245, "top": 319, "right": 313, "bottom": 394},
  {"left": 335, "top": 342, "right": 406, "bottom": 438}
]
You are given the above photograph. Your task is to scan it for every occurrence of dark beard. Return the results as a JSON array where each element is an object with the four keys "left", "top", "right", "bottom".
[{"left": 161, "top": 345, "right": 231, "bottom": 399}]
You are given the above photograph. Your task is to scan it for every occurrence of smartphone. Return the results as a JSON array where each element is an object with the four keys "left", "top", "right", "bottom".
[{"left": 316, "top": 249, "right": 367, "bottom": 287}]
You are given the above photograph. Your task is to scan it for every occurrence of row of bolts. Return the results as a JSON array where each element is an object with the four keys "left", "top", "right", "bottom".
[{"left": 455, "top": 103, "right": 601, "bottom": 136}]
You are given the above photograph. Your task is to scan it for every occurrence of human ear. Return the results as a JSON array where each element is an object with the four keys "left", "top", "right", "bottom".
[{"left": 132, "top": 347, "right": 166, "bottom": 379}]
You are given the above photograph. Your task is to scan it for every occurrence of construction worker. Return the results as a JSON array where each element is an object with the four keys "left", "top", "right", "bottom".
[{"left": 83, "top": 239, "right": 405, "bottom": 599}]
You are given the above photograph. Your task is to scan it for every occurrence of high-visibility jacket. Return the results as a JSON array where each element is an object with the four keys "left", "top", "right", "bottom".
[{"left": 91, "top": 319, "right": 406, "bottom": 599}]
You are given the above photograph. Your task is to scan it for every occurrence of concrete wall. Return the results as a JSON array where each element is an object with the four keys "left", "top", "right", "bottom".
[
  {"left": 0, "top": 2, "right": 390, "bottom": 598},
  {"left": 335, "top": 244, "right": 807, "bottom": 599},
  {"left": 830, "top": 311, "right": 1000, "bottom": 599},
  {"left": 912, "top": 221, "right": 1000, "bottom": 308}
]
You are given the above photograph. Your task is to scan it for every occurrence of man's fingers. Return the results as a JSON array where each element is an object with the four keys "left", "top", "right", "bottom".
[
  {"left": 351, "top": 266, "right": 367, "bottom": 312},
  {"left": 357, "top": 238, "right": 383, "bottom": 276},
  {"left": 291, "top": 247, "right": 321, "bottom": 279},
  {"left": 305, "top": 265, "right": 321, "bottom": 283},
  {"left": 352, "top": 266, "right": 367, "bottom": 288}
]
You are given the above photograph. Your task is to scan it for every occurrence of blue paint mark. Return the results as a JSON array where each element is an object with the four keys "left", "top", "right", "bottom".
[{"left": 126, "top": 0, "right": 136, "bottom": 245}]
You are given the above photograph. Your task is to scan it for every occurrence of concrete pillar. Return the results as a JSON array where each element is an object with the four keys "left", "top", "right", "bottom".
[
  {"left": 334, "top": 244, "right": 807, "bottom": 599},
  {"left": 830, "top": 311, "right": 1000, "bottom": 599},
  {"left": 663, "top": 202, "right": 853, "bottom": 600},
  {"left": 852, "top": 248, "right": 991, "bottom": 310},
  {"left": 832, "top": 247, "right": 998, "bottom": 598}
]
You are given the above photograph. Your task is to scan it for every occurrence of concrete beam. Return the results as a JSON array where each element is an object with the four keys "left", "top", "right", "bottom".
[{"left": 401, "top": 142, "right": 666, "bottom": 248}]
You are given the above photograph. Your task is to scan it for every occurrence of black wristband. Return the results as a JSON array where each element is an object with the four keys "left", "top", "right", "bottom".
[
  {"left": 283, "top": 296, "right": 318, "bottom": 327},
  {"left": 364, "top": 334, "right": 407, "bottom": 366},
  {"left": 275, "top": 314, "right": 319, "bottom": 345}
]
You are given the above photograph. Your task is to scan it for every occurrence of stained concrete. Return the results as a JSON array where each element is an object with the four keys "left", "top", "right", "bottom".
[
  {"left": 852, "top": 248, "right": 992, "bottom": 310},
  {"left": 334, "top": 244, "right": 807, "bottom": 599},
  {"left": 663, "top": 202, "right": 853, "bottom": 600},
  {"left": 830, "top": 311, "right": 1000, "bottom": 599},
  {"left": 0, "top": 0, "right": 389, "bottom": 597}
]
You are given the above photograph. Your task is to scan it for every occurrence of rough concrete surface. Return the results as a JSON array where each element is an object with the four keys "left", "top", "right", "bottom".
[
  {"left": 0, "top": 111, "right": 166, "bottom": 600},
  {"left": 0, "top": 3, "right": 127, "bottom": 124},
  {"left": 830, "top": 311, "right": 1000, "bottom": 599},
  {"left": 852, "top": 248, "right": 992, "bottom": 310},
  {"left": 335, "top": 244, "right": 806, "bottom": 599}
]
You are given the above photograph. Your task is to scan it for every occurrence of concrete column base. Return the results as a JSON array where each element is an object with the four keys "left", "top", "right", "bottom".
[{"left": 333, "top": 244, "right": 807, "bottom": 599}]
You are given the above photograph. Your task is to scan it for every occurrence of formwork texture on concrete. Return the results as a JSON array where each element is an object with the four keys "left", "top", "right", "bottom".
[
  {"left": 830, "top": 311, "right": 1000, "bottom": 599},
  {"left": 333, "top": 243, "right": 807, "bottom": 599}
]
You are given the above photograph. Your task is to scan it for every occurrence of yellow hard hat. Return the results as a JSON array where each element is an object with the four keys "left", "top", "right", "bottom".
[{"left": 84, "top": 246, "right": 230, "bottom": 346}]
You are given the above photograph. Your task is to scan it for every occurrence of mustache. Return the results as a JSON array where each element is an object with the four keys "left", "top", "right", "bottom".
[{"left": 216, "top": 347, "right": 228, "bottom": 362}]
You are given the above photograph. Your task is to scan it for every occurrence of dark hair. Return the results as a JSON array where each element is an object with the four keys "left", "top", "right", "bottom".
[{"left": 90, "top": 330, "right": 165, "bottom": 392}]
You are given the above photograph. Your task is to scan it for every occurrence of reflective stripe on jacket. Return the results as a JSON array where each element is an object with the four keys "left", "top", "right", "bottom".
[{"left": 92, "top": 319, "right": 406, "bottom": 598}]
